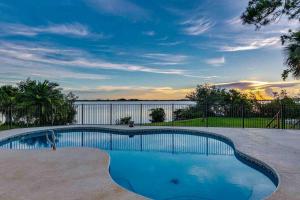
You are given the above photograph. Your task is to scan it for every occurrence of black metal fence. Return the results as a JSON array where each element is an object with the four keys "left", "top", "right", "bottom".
[{"left": 1, "top": 102, "right": 300, "bottom": 130}]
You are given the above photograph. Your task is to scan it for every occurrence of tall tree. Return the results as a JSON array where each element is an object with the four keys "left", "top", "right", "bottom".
[
  {"left": 17, "top": 79, "right": 62, "bottom": 125},
  {"left": 0, "top": 79, "right": 77, "bottom": 127},
  {"left": 241, "top": 0, "right": 300, "bottom": 80},
  {"left": 0, "top": 85, "right": 19, "bottom": 123}
]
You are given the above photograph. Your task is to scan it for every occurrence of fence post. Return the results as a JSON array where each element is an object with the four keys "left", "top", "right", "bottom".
[
  {"left": 26, "top": 107, "right": 29, "bottom": 127},
  {"left": 140, "top": 104, "right": 143, "bottom": 126},
  {"left": 171, "top": 104, "right": 174, "bottom": 126},
  {"left": 110, "top": 104, "right": 113, "bottom": 125},
  {"left": 81, "top": 104, "right": 84, "bottom": 125},
  {"left": 205, "top": 103, "right": 208, "bottom": 127},
  {"left": 51, "top": 105, "right": 54, "bottom": 126},
  {"left": 281, "top": 104, "right": 285, "bottom": 129},
  {"left": 242, "top": 103, "right": 245, "bottom": 128},
  {"left": 9, "top": 105, "right": 12, "bottom": 129}
]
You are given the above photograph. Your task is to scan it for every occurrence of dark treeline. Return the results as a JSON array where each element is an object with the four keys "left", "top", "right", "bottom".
[{"left": 173, "top": 84, "right": 299, "bottom": 121}]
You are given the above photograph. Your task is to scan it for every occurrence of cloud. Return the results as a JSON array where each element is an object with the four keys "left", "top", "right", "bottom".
[
  {"left": 0, "top": 22, "right": 104, "bottom": 38},
  {"left": 215, "top": 80, "right": 300, "bottom": 99},
  {"left": 220, "top": 37, "right": 280, "bottom": 52},
  {"left": 142, "top": 31, "right": 155, "bottom": 36},
  {"left": 219, "top": 15, "right": 299, "bottom": 53},
  {"left": 59, "top": 58, "right": 185, "bottom": 74},
  {"left": 0, "top": 60, "right": 109, "bottom": 82},
  {"left": 226, "top": 15, "right": 299, "bottom": 35},
  {"left": 183, "top": 74, "right": 219, "bottom": 79},
  {"left": 181, "top": 15, "right": 214, "bottom": 35},
  {"left": 0, "top": 41, "right": 186, "bottom": 76},
  {"left": 142, "top": 53, "right": 188, "bottom": 65},
  {"left": 0, "top": 43, "right": 110, "bottom": 81},
  {"left": 86, "top": 0, "right": 148, "bottom": 19},
  {"left": 226, "top": 16, "right": 242, "bottom": 26},
  {"left": 205, "top": 56, "right": 225, "bottom": 66},
  {"left": 157, "top": 41, "right": 183, "bottom": 46}
]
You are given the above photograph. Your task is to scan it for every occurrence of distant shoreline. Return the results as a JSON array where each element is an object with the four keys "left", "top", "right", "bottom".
[{"left": 76, "top": 99, "right": 190, "bottom": 102}]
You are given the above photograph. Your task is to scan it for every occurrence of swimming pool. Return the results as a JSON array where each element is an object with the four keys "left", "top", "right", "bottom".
[{"left": 0, "top": 128, "right": 277, "bottom": 200}]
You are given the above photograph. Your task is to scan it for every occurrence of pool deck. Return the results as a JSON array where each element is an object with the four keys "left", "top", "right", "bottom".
[{"left": 0, "top": 126, "right": 299, "bottom": 200}]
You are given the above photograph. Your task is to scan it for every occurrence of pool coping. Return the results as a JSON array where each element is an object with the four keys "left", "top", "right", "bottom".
[{"left": 0, "top": 125, "right": 300, "bottom": 200}]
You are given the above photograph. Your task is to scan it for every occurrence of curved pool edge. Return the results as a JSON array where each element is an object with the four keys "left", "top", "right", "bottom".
[{"left": 1, "top": 125, "right": 300, "bottom": 200}]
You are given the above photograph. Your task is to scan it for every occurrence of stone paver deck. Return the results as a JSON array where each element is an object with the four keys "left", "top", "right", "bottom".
[
  {"left": 0, "top": 125, "right": 299, "bottom": 200},
  {"left": 0, "top": 147, "right": 143, "bottom": 200}
]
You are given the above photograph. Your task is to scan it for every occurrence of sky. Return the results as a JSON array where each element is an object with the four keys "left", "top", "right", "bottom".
[{"left": 0, "top": 0, "right": 299, "bottom": 100}]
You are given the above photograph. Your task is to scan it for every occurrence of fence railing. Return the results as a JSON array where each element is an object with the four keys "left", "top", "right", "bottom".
[{"left": 1, "top": 102, "right": 300, "bottom": 130}]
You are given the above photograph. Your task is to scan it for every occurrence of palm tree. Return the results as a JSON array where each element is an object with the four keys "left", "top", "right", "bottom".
[
  {"left": 0, "top": 85, "right": 19, "bottom": 124},
  {"left": 282, "top": 31, "right": 300, "bottom": 80},
  {"left": 17, "top": 79, "right": 64, "bottom": 125}
]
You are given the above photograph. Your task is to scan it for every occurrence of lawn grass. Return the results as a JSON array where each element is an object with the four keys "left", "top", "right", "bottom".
[
  {"left": 147, "top": 117, "right": 276, "bottom": 128},
  {"left": 0, "top": 124, "right": 22, "bottom": 131},
  {"left": 1, "top": 117, "right": 297, "bottom": 131}
]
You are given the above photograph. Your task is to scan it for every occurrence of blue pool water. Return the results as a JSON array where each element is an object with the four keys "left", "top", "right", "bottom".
[{"left": 0, "top": 129, "right": 277, "bottom": 200}]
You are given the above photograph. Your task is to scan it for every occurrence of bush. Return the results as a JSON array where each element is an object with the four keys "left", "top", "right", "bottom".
[
  {"left": 173, "top": 106, "right": 203, "bottom": 120},
  {"left": 119, "top": 116, "right": 132, "bottom": 125},
  {"left": 0, "top": 79, "right": 77, "bottom": 126},
  {"left": 149, "top": 108, "right": 165, "bottom": 123}
]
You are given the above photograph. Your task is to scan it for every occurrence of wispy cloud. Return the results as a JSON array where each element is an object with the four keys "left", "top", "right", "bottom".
[
  {"left": 142, "top": 53, "right": 188, "bottom": 65},
  {"left": 0, "top": 42, "right": 109, "bottom": 81},
  {"left": 183, "top": 74, "right": 219, "bottom": 79},
  {"left": 215, "top": 80, "right": 300, "bottom": 99},
  {"left": 226, "top": 16, "right": 242, "bottom": 26},
  {"left": 86, "top": 0, "right": 148, "bottom": 19},
  {"left": 60, "top": 58, "right": 185, "bottom": 74},
  {"left": 226, "top": 15, "right": 299, "bottom": 35},
  {"left": 0, "top": 64, "right": 109, "bottom": 81},
  {"left": 181, "top": 15, "right": 214, "bottom": 35},
  {"left": 220, "top": 37, "right": 280, "bottom": 52},
  {"left": 0, "top": 22, "right": 104, "bottom": 38},
  {"left": 0, "top": 41, "right": 186, "bottom": 75},
  {"left": 157, "top": 41, "right": 183, "bottom": 46},
  {"left": 205, "top": 56, "right": 225, "bottom": 66},
  {"left": 142, "top": 31, "right": 155, "bottom": 36}
]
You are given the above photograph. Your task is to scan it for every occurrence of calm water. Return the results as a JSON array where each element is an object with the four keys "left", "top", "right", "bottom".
[
  {"left": 0, "top": 129, "right": 276, "bottom": 200},
  {"left": 74, "top": 101, "right": 195, "bottom": 124}
]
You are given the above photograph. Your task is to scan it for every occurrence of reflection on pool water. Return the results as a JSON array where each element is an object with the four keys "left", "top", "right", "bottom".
[{"left": 0, "top": 129, "right": 277, "bottom": 200}]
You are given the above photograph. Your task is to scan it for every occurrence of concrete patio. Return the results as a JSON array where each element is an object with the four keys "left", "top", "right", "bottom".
[{"left": 0, "top": 126, "right": 299, "bottom": 200}]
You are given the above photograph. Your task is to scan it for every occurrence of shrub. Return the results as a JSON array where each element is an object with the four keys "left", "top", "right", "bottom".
[
  {"left": 149, "top": 108, "right": 165, "bottom": 123},
  {"left": 120, "top": 116, "right": 132, "bottom": 125},
  {"left": 0, "top": 79, "right": 77, "bottom": 126},
  {"left": 173, "top": 106, "right": 203, "bottom": 120}
]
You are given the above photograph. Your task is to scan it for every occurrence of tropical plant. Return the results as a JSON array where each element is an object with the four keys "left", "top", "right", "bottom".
[
  {"left": 242, "top": 0, "right": 300, "bottom": 80},
  {"left": 17, "top": 79, "right": 64, "bottom": 125},
  {"left": 0, "top": 79, "right": 77, "bottom": 127},
  {"left": 0, "top": 85, "right": 19, "bottom": 124},
  {"left": 119, "top": 116, "right": 132, "bottom": 125},
  {"left": 149, "top": 108, "right": 166, "bottom": 123},
  {"left": 282, "top": 31, "right": 300, "bottom": 80},
  {"left": 173, "top": 107, "right": 203, "bottom": 121}
]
